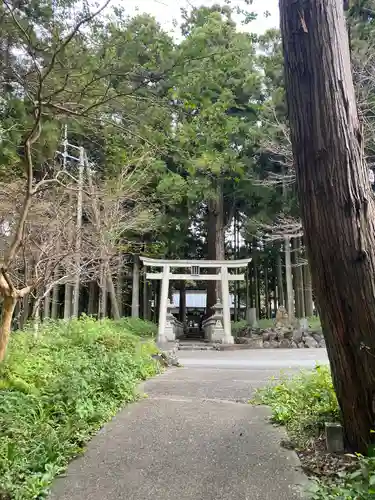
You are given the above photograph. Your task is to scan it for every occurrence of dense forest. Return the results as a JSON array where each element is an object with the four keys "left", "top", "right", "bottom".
[{"left": 0, "top": 0, "right": 306, "bottom": 343}]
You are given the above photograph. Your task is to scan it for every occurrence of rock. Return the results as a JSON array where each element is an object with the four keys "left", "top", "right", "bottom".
[
  {"left": 279, "top": 339, "right": 291, "bottom": 348},
  {"left": 275, "top": 305, "right": 290, "bottom": 327},
  {"left": 269, "top": 331, "right": 278, "bottom": 342},
  {"left": 263, "top": 341, "right": 271, "bottom": 348},
  {"left": 291, "top": 341, "right": 298, "bottom": 348},
  {"left": 292, "top": 329, "right": 303, "bottom": 343},
  {"left": 235, "top": 337, "right": 248, "bottom": 344},
  {"left": 246, "top": 337, "right": 263, "bottom": 349},
  {"left": 270, "top": 339, "right": 279, "bottom": 348},
  {"left": 305, "top": 336, "right": 319, "bottom": 348},
  {"left": 312, "top": 332, "right": 323, "bottom": 343},
  {"left": 319, "top": 339, "right": 326, "bottom": 348},
  {"left": 262, "top": 330, "right": 270, "bottom": 342},
  {"left": 298, "top": 342, "right": 305, "bottom": 349},
  {"left": 281, "top": 327, "right": 293, "bottom": 340},
  {"left": 275, "top": 328, "right": 284, "bottom": 340}
]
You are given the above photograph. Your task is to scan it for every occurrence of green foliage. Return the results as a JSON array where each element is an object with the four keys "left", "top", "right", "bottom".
[
  {"left": 115, "top": 317, "right": 157, "bottom": 337},
  {"left": 309, "top": 455, "right": 375, "bottom": 499},
  {"left": 0, "top": 317, "right": 159, "bottom": 499},
  {"left": 253, "top": 365, "right": 339, "bottom": 447}
]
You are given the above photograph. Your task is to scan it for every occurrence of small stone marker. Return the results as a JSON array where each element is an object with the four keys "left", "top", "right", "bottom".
[{"left": 325, "top": 422, "right": 344, "bottom": 453}]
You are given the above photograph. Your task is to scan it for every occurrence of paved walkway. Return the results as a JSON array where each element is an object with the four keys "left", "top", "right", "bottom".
[{"left": 49, "top": 349, "right": 328, "bottom": 500}]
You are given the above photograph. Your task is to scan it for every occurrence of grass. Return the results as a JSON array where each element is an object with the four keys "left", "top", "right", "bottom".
[
  {"left": 0, "top": 316, "right": 160, "bottom": 499},
  {"left": 253, "top": 365, "right": 375, "bottom": 498}
]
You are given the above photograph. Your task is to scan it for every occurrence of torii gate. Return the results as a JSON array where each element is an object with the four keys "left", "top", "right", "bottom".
[{"left": 140, "top": 257, "right": 251, "bottom": 344}]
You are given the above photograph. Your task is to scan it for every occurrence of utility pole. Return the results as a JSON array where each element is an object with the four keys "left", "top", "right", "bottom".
[{"left": 72, "top": 147, "right": 84, "bottom": 318}]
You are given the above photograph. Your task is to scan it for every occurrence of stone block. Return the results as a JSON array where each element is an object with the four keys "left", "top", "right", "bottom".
[
  {"left": 279, "top": 339, "right": 291, "bottom": 348},
  {"left": 305, "top": 336, "right": 319, "bottom": 348},
  {"left": 325, "top": 422, "right": 344, "bottom": 453},
  {"left": 292, "top": 329, "right": 303, "bottom": 343},
  {"left": 269, "top": 339, "right": 279, "bottom": 348},
  {"left": 262, "top": 330, "right": 270, "bottom": 342},
  {"left": 246, "top": 337, "right": 263, "bottom": 349},
  {"left": 263, "top": 341, "right": 271, "bottom": 348}
]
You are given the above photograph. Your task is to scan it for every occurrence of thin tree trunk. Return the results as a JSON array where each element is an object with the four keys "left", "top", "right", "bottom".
[
  {"left": 131, "top": 254, "right": 140, "bottom": 318},
  {"left": 264, "top": 258, "right": 270, "bottom": 318},
  {"left": 43, "top": 292, "right": 51, "bottom": 320},
  {"left": 292, "top": 237, "right": 305, "bottom": 318},
  {"left": 254, "top": 259, "right": 260, "bottom": 319},
  {"left": 72, "top": 149, "right": 84, "bottom": 318},
  {"left": 99, "top": 263, "right": 107, "bottom": 319},
  {"left": 88, "top": 281, "right": 96, "bottom": 316},
  {"left": 303, "top": 263, "right": 314, "bottom": 317},
  {"left": 117, "top": 257, "right": 124, "bottom": 317},
  {"left": 179, "top": 281, "right": 186, "bottom": 326},
  {"left": 276, "top": 250, "right": 284, "bottom": 308},
  {"left": 106, "top": 266, "right": 121, "bottom": 320},
  {"left": 64, "top": 284, "right": 72, "bottom": 320},
  {"left": 284, "top": 236, "right": 294, "bottom": 320},
  {"left": 280, "top": 0, "right": 375, "bottom": 452},
  {"left": 0, "top": 296, "right": 17, "bottom": 362},
  {"left": 297, "top": 237, "right": 305, "bottom": 317},
  {"left": 51, "top": 269, "right": 59, "bottom": 320}
]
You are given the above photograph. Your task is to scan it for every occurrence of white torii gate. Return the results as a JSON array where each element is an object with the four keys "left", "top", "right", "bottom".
[{"left": 140, "top": 257, "right": 252, "bottom": 344}]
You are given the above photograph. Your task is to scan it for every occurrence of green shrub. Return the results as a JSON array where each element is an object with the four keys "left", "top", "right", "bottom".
[
  {"left": 254, "top": 366, "right": 375, "bottom": 498},
  {"left": 115, "top": 317, "right": 157, "bottom": 337},
  {"left": 231, "top": 320, "right": 248, "bottom": 337},
  {"left": 309, "top": 455, "right": 375, "bottom": 499},
  {"left": 0, "top": 317, "right": 159, "bottom": 499},
  {"left": 253, "top": 364, "right": 339, "bottom": 447}
]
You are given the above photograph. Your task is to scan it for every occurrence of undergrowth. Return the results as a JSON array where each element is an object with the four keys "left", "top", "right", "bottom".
[
  {"left": 253, "top": 364, "right": 339, "bottom": 448},
  {"left": 0, "top": 317, "right": 159, "bottom": 499},
  {"left": 252, "top": 365, "right": 375, "bottom": 498}
]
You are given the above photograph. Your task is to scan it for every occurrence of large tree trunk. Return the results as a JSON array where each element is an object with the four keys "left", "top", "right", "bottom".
[
  {"left": 280, "top": 0, "right": 375, "bottom": 453},
  {"left": 206, "top": 183, "right": 225, "bottom": 315},
  {"left": 0, "top": 296, "right": 17, "bottom": 362},
  {"left": 276, "top": 250, "right": 284, "bottom": 308}
]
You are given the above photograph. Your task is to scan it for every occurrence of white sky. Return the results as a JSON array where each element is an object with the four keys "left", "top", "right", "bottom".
[{"left": 114, "top": 0, "right": 279, "bottom": 37}]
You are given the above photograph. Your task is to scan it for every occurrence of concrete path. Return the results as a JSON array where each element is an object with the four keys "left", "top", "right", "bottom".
[{"left": 49, "top": 349, "right": 328, "bottom": 500}]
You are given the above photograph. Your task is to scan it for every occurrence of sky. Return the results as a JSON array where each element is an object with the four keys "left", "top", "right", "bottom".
[{"left": 116, "top": 0, "right": 280, "bottom": 37}]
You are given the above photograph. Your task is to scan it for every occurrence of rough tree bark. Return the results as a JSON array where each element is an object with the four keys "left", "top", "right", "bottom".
[
  {"left": 276, "top": 250, "right": 284, "bottom": 308},
  {"left": 131, "top": 254, "right": 140, "bottom": 318},
  {"left": 280, "top": 0, "right": 375, "bottom": 453},
  {"left": 0, "top": 296, "right": 17, "bottom": 360},
  {"left": 285, "top": 236, "right": 294, "bottom": 319},
  {"left": 206, "top": 182, "right": 225, "bottom": 315}
]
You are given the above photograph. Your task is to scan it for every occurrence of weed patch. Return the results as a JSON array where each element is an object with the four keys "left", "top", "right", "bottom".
[{"left": 0, "top": 317, "right": 159, "bottom": 499}]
